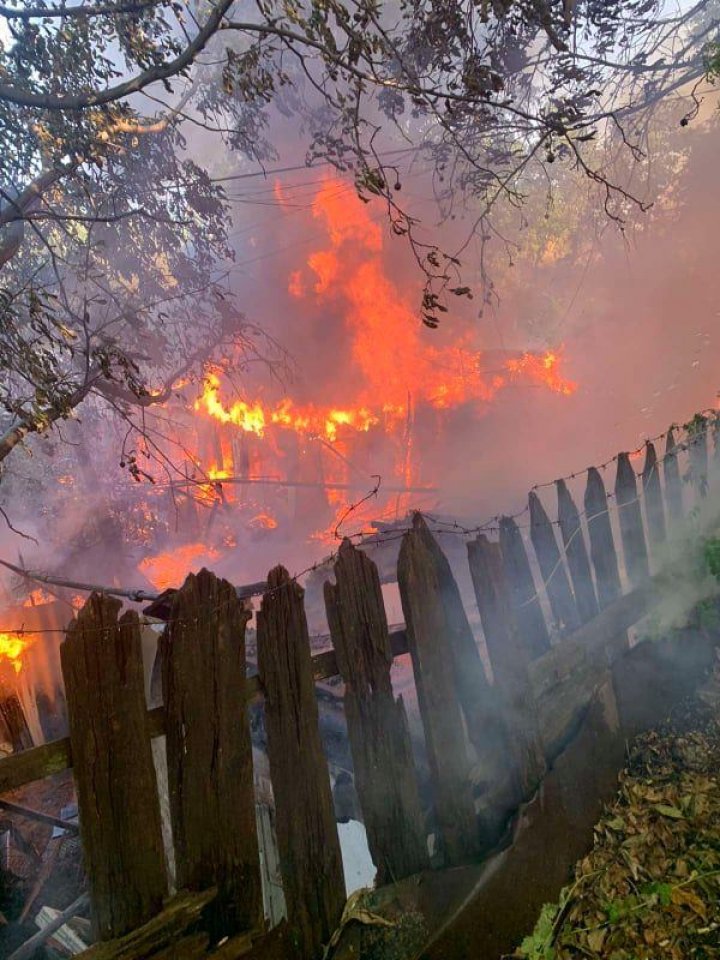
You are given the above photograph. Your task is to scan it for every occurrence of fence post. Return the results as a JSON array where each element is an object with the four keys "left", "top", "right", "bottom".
[
  {"left": 528, "top": 492, "right": 579, "bottom": 635},
  {"left": 584, "top": 469, "right": 622, "bottom": 610},
  {"left": 556, "top": 480, "right": 599, "bottom": 624},
  {"left": 324, "top": 540, "right": 428, "bottom": 885},
  {"left": 257, "top": 566, "right": 345, "bottom": 959},
  {"left": 397, "top": 515, "right": 481, "bottom": 865},
  {"left": 615, "top": 453, "right": 650, "bottom": 587},
  {"left": 61, "top": 593, "right": 167, "bottom": 941},
  {"left": 499, "top": 517, "right": 550, "bottom": 659},
  {"left": 467, "top": 535, "right": 546, "bottom": 798},
  {"left": 162, "top": 569, "right": 262, "bottom": 938},
  {"left": 663, "top": 428, "right": 684, "bottom": 525},
  {"left": 641, "top": 442, "right": 667, "bottom": 550}
]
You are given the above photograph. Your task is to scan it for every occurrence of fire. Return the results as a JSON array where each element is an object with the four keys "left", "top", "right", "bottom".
[
  {"left": 195, "top": 373, "right": 380, "bottom": 443},
  {"left": 249, "top": 512, "right": 279, "bottom": 530},
  {"left": 505, "top": 351, "right": 578, "bottom": 396},
  {"left": 0, "top": 633, "right": 30, "bottom": 674},
  {"left": 195, "top": 178, "right": 576, "bottom": 444},
  {"left": 140, "top": 175, "right": 578, "bottom": 552},
  {"left": 23, "top": 588, "right": 55, "bottom": 607},
  {"left": 139, "top": 543, "right": 220, "bottom": 591}
]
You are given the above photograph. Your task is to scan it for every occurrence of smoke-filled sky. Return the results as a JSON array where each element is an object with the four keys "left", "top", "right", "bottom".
[
  {"left": 2, "top": 67, "right": 719, "bottom": 600},
  {"left": 191, "top": 103, "right": 720, "bottom": 533}
]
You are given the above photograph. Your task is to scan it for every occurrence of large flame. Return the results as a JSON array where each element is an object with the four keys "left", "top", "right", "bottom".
[
  {"left": 139, "top": 543, "right": 221, "bottom": 591},
  {"left": 196, "top": 177, "right": 576, "bottom": 444},
  {"left": 143, "top": 176, "right": 578, "bottom": 550}
]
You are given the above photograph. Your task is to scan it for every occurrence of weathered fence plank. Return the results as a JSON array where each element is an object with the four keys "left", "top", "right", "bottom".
[
  {"left": 162, "top": 569, "right": 262, "bottom": 937},
  {"left": 528, "top": 578, "right": 659, "bottom": 758},
  {"left": 663, "top": 428, "right": 684, "bottom": 525},
  {"left": 324, "top": 540, "right": 428, "bottom": 885},
  {"left": 583, "top": 468, "right": 622, "bottom": 610},
  {"left": 614, "top": 453, "right": 650, "bottom": 587},
  {"left": 257, "top": 566, "right": 345, "bottom": 959},
  {"left": 688, "top": 415, "right": 709, "bottom": 502},
  {"left": 397, "top": 516, "right": 480, "bottom": 865},
  {"left": 499, "top": 517, "right": 550, "bottom": 659},
  {"left": 60, "top": 593, "right": 166, "bottom": 941},
  {"left": 641, "top": 442, "right": 667, "bottom": 550},
  {"left": 556, "top": 481, "right": 599, "bottom": 625},
  {"left": 467, "top": 535, "right": 546, "bottom": 797},
  {"left": 528, "top": 493, "right": 579, "bottom": 634}
]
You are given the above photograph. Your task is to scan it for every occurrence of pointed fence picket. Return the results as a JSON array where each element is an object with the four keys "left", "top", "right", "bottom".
[
  {"left": 528, "top": 492, "right": 579, "bottom": 635},
  {"left": 615, "top": 452, "right": 650, "bottom": 588},
  {"left": 556, "top": 480, "right": 599, "bottom": 624},
  {"left": 641, "top": 442, "right": 667, "bottom": 550}
]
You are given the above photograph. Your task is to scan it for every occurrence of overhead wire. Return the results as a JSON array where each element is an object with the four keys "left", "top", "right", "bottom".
[{"left": 0, "top": 409, "right": 716, "bottom": 638}]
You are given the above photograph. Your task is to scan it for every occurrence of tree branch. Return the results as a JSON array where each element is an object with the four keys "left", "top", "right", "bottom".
[
  {"left": 0, "top": 376, "right": 98, "bottom": 466},
  {"left": 0, "top": 0, "right": 232, "bottom": 109},
  {"left": 0, "top": 0, "right": 157, "bottom": 18}
]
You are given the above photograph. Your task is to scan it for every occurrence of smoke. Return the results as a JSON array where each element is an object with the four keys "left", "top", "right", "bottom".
[
  {"left": 642, "top": 494, "right": 720, "bottom": 636},
  {"left": 2, "top": 86, "right": 720, "bottom": 621},
  {"left": 195, "top": 101, "right": 720, "bottom": 540}
]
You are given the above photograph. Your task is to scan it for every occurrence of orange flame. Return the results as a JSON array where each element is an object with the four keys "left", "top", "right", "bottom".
[
  {"left": 249, "top": 512, "right": 279, "bottom": 530},
  {"left": 152, "top": 175, "right": 578, "bottom": 552},
  {"left": 139, "top": 543, "right": 220, "bottom": 591},
  {"left": 195, "top": 177, "right": 576, "bottom": 448},
  {"left": 505, "top": 350, "right": 578, "bottom": 396}
]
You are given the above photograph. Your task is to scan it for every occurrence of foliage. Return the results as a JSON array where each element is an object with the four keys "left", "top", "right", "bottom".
[
  {"left": 517, "top": 901, "right": 561, "bottom": 960},
  {"left": 707, "top": 40, "right": 720, "bottom": 78},
  {"left": 704, "top": 537, "right": 720, "bottom": 581},
  {"left": 0, "top": 0, "right": 719, "bottom": 492}
]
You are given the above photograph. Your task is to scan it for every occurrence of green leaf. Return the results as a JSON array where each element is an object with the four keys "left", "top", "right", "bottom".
[{"left": 653, "top": 804, "right": 685, "bottom": 819}]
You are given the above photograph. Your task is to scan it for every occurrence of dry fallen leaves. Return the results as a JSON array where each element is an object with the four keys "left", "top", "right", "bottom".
[{"left": 514, "top": 676, "right": 720, "bottom": 960}]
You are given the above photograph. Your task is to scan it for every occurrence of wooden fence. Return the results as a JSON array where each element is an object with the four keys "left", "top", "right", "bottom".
[{"left": 0, "top": 416, "right": 718, "bottom": 958}]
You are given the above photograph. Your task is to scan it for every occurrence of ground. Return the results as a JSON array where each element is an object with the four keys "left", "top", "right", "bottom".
[{"left": 514, "top": 660, "right": 720, "bottom": 960}]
